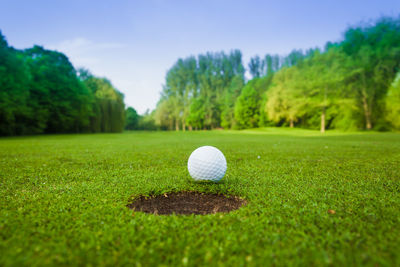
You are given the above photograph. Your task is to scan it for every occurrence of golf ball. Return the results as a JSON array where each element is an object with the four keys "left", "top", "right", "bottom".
[{"left": 187, "top": 146, "right": 227, "bottom": 182}]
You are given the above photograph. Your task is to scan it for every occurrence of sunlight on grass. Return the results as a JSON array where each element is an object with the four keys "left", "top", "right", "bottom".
[{"left": 1, "top": 131, "right": 399, "bottom": 266}]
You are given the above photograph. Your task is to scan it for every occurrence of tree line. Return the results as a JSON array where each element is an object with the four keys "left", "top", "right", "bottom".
[
  {"left": 2, "top": 16, "right": 400, "bottom": 135},
  {"left": 0, "top": 32, "right": 125, "bottom": 135},
  {"left": 148, "top": 16, "right": 400, "bottom": 132}
]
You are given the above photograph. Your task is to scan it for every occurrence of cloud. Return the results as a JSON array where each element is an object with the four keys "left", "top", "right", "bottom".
[
  {"left": 48, "top": 37, "right": 125, "bottom": 52},
  {"left": 47, "top": 37, "right": 125, "bottom": 66},
  {"left": 46, "top": 38, "right": 160, "bottom": 114}
]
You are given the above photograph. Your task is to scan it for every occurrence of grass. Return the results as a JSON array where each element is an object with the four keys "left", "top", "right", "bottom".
[{"left": 0, "top": 128, "right": 399, "bottom": 266}]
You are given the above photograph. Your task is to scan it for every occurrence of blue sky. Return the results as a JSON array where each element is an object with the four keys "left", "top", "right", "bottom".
[{"left": 1, "top": 0, "right": 400, "bottom": 113}]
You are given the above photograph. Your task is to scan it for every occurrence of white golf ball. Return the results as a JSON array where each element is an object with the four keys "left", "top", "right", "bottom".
[{"left": 187, "top": 146, "right": 227, "bottom": 182}]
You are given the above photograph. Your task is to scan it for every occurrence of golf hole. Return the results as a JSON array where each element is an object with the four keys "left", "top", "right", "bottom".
[{"left": 127, "top": 191, "right": 246, "bottom": 215}]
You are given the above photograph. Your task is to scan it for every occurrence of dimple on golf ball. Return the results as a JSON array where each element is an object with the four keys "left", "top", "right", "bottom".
[{"left": 187, "top": 146, "right": 227, "bottom": 182}]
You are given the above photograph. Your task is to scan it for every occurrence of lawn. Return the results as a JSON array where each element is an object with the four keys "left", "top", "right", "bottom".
[{"left": 1, "top": 128, "right": 399, "bottom": 266}]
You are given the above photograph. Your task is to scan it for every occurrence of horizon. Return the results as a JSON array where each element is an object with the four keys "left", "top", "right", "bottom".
[{"left": 1, "top": 0, "right": 400, "bottom": 114}]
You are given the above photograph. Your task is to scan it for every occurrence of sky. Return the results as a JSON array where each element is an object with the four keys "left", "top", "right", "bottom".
[{"left": 1, "top": 0, "right": 400, "bottom": 114}]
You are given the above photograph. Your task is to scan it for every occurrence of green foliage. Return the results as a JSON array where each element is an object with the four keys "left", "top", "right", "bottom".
[
  {"left": 153, "top": 16, "right": 400, "bottom": 132},
  {"left": 248, "top": 55, "right": 264, "bottom": 78},
  {"left": 154, "top": 99, "right": 175, "bottom": 130},
  {"left": 264, "top": 54, "right": 282, "bottom": 76},
  {"left": 234, "top": 86, "right": 259, "bottom": 129},
  {"left": 329, "top": 99, "right": 363, "bottom": 131},
  {"left": 282, "top": 49, "right": 307, "bottom": 67},
  {"left": 158, "top": 50, "right": 245, "bottom": 130},
  {"left": 187, "top": 98, "right": 205, "bottom": 130},
  {"left": 386, "top": 72, "right": 400, "bottom": 130},
  {"left": 296, "top": 48, "right": 349, "bottom": 131},
  {"left": 24, "top": 46, "right": 94, "bottom": 133},
  {"left": 125, "top": 107, "right": 139, "bottom": 130},
  {"left": 0, "top": 31, "right": 127, "bottom": 136},
  {"left": 137, "top": 110, "right": 157, "bottom": 130},
  {"left": 1, "top": 130, "right": 400, "bottom": 265},
  {"left": 234, "top": 76, "right": 272, "bottom": 129},
  {"left": 3, "top": 15, "right": 400, "bottom": 134},
  {"left": 79, "top": 72, "right": 125, "bottom": 133},
  {"left": 0, "top": 32, "right": 31, "bottom": 135},
  {"left": 339, "top": 17, "right": 400, "bottom": 130},
  {"left": 266, "top": 67, "right": 307, "bottom": 127},
  {"left": 220, "top": 75, "right": 244, "bottom": 129},
  {"left": 263, "top": 16, "right": 400, "bottom": 131}
]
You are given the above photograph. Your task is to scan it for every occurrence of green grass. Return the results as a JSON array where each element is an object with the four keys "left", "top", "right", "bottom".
[{"left": 1, "top": 128, "right": 400, "bottom": 266}]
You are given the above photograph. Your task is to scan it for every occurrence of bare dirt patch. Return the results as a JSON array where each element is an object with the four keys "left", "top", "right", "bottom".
[{"left": 127, "top": 191, "right": 246, "bottom": 215}]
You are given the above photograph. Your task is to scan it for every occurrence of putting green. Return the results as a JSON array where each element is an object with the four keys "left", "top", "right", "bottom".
[{"left": 1, "top": 128, "right": 399, "bottom": 266}]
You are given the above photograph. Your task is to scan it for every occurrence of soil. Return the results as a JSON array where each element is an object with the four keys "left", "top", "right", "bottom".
[{"left": 127, "top": 191, "right": 246, "bottom": 215}]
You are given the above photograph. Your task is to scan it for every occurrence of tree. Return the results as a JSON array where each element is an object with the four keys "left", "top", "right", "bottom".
[
  {"left": 187, "top": 98, "right": 205, "bottom": 130},
  {"left": 266, "top": 67, "right": 307, "bottom": 127},
  {"left": 221, "top": 75, "right": 245, "bottom": 129},
  {"left": 157, "top": 50, "right": 245, "bottom": 130},
  {"left": 0, "top": 32, "right": 31, "bottom": 135},
  {"left": 125, "top": 107, "right": 139, "bottom": 130},
  {"left": 154, "top": 98, "right": 175, "bottom": 130},
  {"left": 234, "top": 76, "right": 272, "bottom": 129},
  {"left": 137, "top": 109, "right": 157, "bottom": 130},
  {"left": 79, "top": 70, "right": 125, "bottom": 133},
  {"left": 248, "top": 55, "right": 264, "bottom": 78},
  {"left": 234, "top": 86, "right": 260, "bottom": 129},
  {"left": 162, "top": 57, "right": 197, "bottom": 130},
  {"left": 282, "top": 49, "right": 305, "bottom": 67},
  {"left": 340, "top": 17, "right": 400, "bottom": 130},
  {"left": 23, "top": 46, "right": 93, "bottom": 133},
  {"left": 386, "top": 72, "right": 400, "bottom": 130},
  {"left": 0, "top": 31, "right": 126, "bottom": 136},
  {"left": 298, "top": 48, "right": 348, "bottom": 132}
]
